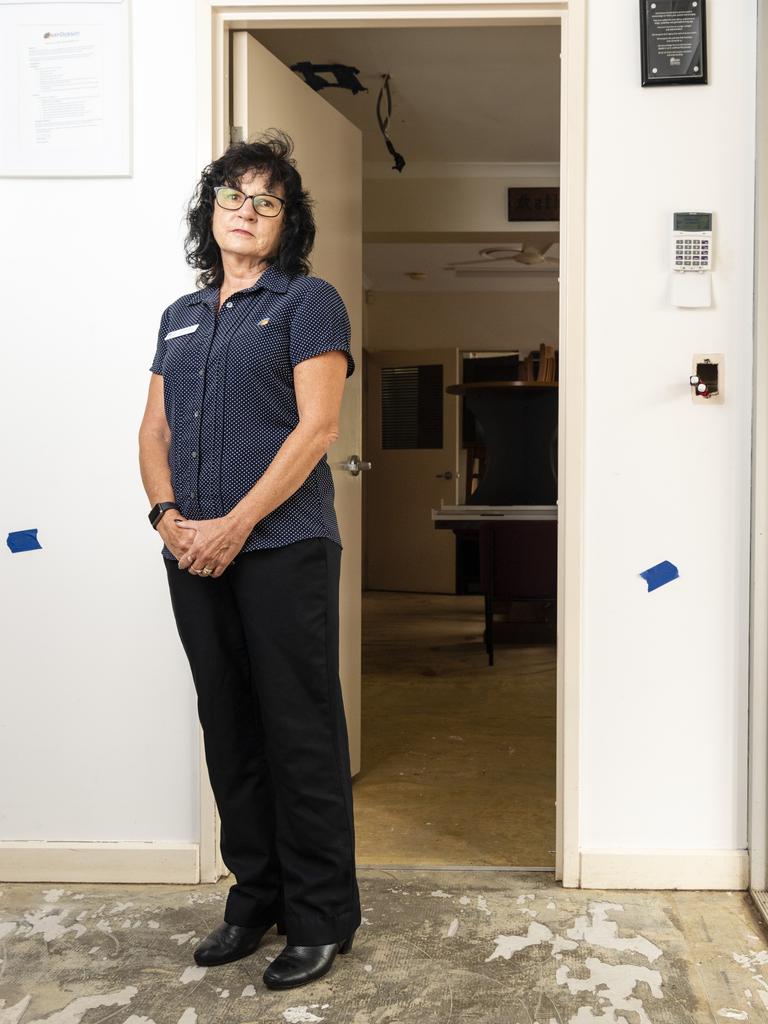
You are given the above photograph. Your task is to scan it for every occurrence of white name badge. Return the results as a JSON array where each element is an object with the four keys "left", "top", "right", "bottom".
[{"left": 165, "top": 324, "right": 200, "bottom": 340}]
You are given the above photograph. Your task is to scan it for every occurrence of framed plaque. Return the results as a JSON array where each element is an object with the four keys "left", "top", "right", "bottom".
[
  {"left": 640, "top": 0, "right": 707, "bottom": 87},
  {"left": 507, "top": 187, "right": 560, "bottom": 222}
]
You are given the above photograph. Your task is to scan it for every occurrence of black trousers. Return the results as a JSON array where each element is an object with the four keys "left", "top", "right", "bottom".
[{"left": 163, "top": 536, "right": 361, "bottom": 945}]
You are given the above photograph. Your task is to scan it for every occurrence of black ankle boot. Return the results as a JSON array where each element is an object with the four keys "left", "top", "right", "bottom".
[
  {"left": 193, "top": 920, "right": 279, "bottom": 966},
  {"left": 262, "top": 932, "right": 355, "bottom": 990}
]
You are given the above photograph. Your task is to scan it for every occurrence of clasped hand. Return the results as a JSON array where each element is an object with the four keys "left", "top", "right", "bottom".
[{"left": 158, "top": 512, "right": 252, "bottom": 577}]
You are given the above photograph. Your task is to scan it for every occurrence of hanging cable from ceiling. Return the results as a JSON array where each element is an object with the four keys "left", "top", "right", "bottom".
[
  {"left": 375, "top": 73, "right": 406, "bottom": 173},
  {"left": 290, "top": 62, "right": 406, "bottom": 173}
]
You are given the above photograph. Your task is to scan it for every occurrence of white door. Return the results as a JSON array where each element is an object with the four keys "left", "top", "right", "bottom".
[
  {"left": 365, "top": 347, "right": 461, "bottom": 593},
  {"left": 232, "top": 32, "right": 363, "bottom": 775}
]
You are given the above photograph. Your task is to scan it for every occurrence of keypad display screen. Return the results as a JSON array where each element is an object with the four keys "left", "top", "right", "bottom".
[{"left": 674, "top": 212, "right": 712, "bottom": 232}]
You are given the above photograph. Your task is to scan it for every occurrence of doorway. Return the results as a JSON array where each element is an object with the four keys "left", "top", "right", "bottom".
[{"left": 197, "top": 0, "right": 587, "bottom": 888}]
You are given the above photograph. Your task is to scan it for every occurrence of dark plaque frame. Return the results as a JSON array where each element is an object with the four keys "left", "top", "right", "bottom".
[
  {"left": 640, "top": 0, "right": 707, "bottom": 87},
  {"left": 507, "top": 187, "right": 560, "bottom": 223}
]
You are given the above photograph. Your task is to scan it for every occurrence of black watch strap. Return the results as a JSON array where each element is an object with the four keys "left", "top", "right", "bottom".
[{"left": 149, "top": 501, "right": 180, "bottom": 530}]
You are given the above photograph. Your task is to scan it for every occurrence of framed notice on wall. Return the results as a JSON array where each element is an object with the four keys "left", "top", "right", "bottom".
[
  {"left": 0, "top": 0, "right": 131, "bottom": 177},
  {"left": 639, "top": 0, "right": 708, "bottom": 87}
]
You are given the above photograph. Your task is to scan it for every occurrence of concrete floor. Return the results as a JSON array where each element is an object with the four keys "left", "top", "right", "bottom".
[
  {"left": 355, "top": 591, "right": 557, "bottom": 867},
  {"left": 2, "top": 871, "right": 768, "bottom": 1022}
]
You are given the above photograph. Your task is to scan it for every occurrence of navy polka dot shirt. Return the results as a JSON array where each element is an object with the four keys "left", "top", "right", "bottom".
[{"left": 149, "top": 263, "right": 355, "bottom": 560}]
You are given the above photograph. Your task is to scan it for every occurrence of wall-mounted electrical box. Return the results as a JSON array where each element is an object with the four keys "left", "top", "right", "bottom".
[{"left": 690, "top": 353, "right": 724, "bottom": 404}]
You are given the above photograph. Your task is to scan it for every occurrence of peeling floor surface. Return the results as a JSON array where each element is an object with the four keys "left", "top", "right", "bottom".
[{"left": 3, "top": 870, "right": 768, "bottom": 1023}]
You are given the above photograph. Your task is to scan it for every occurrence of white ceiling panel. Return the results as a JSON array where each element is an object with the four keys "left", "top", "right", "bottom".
[
  {"left": 249, "top": 26, "right": 561, "bottom": 164},
  {"left": 363, "top": 242, "right": 559, "bottom": 293}
]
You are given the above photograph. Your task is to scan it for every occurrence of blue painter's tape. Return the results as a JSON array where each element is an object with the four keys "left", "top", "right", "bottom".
[
  {"left": 7, "top": 529, "right": 42, "bottom": 553},
  {"left": 639, "top": 559, "right": 679, "bottom": 592}
]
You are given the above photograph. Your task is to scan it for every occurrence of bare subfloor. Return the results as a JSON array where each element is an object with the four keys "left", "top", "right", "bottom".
[
  {"left": 2, "top": 872, "right": 768, "bottom": 1022},
  {"left": 355, "top": 591, "right": 557, "bottom": 867}
]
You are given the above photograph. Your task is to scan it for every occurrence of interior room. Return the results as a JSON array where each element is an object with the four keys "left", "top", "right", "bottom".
[{"left": 251, "top": 25, "right": 561, "bottom": 869}]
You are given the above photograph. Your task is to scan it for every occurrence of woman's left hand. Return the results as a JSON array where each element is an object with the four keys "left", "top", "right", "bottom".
[{"left": 175, "top": 514, "right": 252, "bottom": 576}]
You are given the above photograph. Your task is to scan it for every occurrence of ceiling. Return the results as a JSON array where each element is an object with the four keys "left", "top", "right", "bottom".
[
  {"left": 363, "top": 241, "right": 560, "bottom": 293},
  {"left": 250, "top": 26, "right": 561, "bottom": 290},
  {"left": 251, "top": 26, "right": 561, "bottom": 164}
]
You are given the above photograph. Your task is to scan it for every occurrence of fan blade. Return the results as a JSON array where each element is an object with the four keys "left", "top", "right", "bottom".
[
  {"left": 445, "top": 254, "right": 528, "bottom": 269},
  {"left": 480, "top": 244, "right": 524, "bottom": 256}
]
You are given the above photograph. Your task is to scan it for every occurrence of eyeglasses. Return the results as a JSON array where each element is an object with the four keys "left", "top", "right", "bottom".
[{"left": 213, "top": 186, "right": 285, "bottom": 217}]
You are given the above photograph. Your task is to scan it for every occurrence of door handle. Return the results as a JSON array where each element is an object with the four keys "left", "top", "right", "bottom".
[
  {"left": 338, "top": 454, "right": 372, "bottom": 476},
  {"left": 435, "top": 470, "right": 459, "bottom": 480}
]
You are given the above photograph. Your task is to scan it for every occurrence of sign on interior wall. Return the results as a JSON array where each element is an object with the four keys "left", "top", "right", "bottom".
[
  {"left": 507, "top": 187, "right": 560, "bottom": 222},
  {"left": 0, "top": 0, "right": 131, "bottom": 176},
  {"left": 640, "top": 0, "right": 708, "bottom": 87}
]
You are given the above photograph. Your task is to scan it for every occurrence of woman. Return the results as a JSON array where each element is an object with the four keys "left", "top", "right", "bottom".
[{"left": 138, "top": 129, "right": 361, "bottom": 991}]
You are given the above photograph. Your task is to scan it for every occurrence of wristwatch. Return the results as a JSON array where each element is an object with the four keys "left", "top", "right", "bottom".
[{"left": 149, "top": 501, "right": 180, "bottom": 530}]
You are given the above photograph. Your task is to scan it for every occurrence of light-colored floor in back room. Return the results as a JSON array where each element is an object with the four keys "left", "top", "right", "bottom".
[
  {"left": 2, "top": 872, "right": 768, "bottom": 1022},
  {"left": 354, "top": 591, "right": 556, "bottom": 867}
]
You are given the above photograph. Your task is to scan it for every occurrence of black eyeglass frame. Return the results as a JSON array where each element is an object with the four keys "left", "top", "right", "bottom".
[{"left": 213, "top": 185, "right": 286, "bottom": 217}]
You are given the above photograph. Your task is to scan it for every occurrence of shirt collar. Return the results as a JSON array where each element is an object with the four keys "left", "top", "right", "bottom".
[{"left": 186, "top": 262, "right": 293, "bottom": 306}]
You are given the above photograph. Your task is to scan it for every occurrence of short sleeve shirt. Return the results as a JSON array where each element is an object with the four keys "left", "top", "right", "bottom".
[{"left": 149, "top": 263, "right": 355, "bottom": 560}]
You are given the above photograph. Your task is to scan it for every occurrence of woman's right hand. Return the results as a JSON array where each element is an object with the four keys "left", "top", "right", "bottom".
[{"left": 157, "top": 513, "right": 199, "bottom": 563}]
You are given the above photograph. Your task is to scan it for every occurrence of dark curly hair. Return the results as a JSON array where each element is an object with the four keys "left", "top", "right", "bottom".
[{"left": 184, "top": 128, "right": 316, "bottom": 288}]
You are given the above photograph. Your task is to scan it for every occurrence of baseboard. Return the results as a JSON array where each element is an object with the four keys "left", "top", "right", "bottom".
[
  {"left": 0, "top": 842, "right": 747, "bottom": 890},
  {"left": 580, "top": 848, "right": 749, "bottom": 890},
  {"left": 356, "top": 863, "right": 555, "bottom": 872},
  {"left": 0, "top": 841, "right": 199, "bottom": 883}
]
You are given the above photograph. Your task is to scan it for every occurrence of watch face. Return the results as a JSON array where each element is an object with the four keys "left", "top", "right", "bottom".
[
  {"left": 151, "top": 502, "right": 177, "bottom": 527},
  {"left": 150, "top": 503, "right": 167, "bottom": 527},
  {"left": 150, "top": 501, "right": 176, "bottom": 528}
]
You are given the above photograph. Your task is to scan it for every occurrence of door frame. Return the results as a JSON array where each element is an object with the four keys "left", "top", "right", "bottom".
[
  {"left": 194, "top": 0, "right": 587, "bottom": 888},
  {"left": 749, "top": 0, "right": 768, "bottom": 895}
]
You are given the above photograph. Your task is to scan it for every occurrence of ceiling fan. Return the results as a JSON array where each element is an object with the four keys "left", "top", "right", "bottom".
[{"left": 444, "top": 243, "right": 560, "bottom": 272}]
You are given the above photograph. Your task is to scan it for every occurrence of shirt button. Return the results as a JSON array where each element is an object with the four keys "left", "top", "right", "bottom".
[
  {"left": 191, "top": 451, "right": 198, "bottom": 458},
  {"left": 226, "top": 301, "right": 233, "bottom": 308},
  {"left": 199, "top": 368, "right": 204, "bottom": 377},
  {"left": 189, "top": 491, "right": 196, "bottom": 499},
  {"left": 194, "top": 410, "right": 199, "bottom": 418}
]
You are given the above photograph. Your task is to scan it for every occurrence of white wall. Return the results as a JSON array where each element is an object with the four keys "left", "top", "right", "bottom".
[
  {"left": 365, "top": 291, "right": 559, "bottom": 352},
  {"left": 0, "top": 0, "right": 759, "bottom": 874},
  {"left": 0, "top": 0, "right": 201, "bottom": 843},
  {"left": 364, "top": 174, "right": 558, "bottom": 234},
  {"left": 580, "top": 0, "right": 757, "bottom": 854}
]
